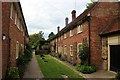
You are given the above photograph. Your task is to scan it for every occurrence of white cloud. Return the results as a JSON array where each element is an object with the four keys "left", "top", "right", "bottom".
[{"left": 20, "top": 0, "right": 90, "bottom": 39}]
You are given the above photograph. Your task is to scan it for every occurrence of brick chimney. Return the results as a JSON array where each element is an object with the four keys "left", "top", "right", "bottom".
[
  {"left": 57, "top": 26, "right": 60, "bottom": 33},
  {"left": 65, "top": 17, "right": 69, "bottom": 26},
  {"left": 71, "top": 10, "right": 76, "bottom": 21}
]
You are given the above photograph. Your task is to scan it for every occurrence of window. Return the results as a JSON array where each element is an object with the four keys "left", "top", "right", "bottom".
[
  {"left": 64, "top": 45, "right": 67, "bottom": 54},
  {"left": 70, "top": 45, "right": 73, "bottom": 56},
  {"left": 21, "top": 24, "right": 23, "bottom": 32},
  {"left": 16, "top": 41, "right": 19, "bottom": 59},
  {"left": 64, "top": 33, "right": 66, "bottom": 39},
  {"left": 70, "top": 30, "right": 73, "bottom": 37},
  {"left": 77, "top": 43, "right": 82, "bottom": 53},
  {"left": 15, "top": 12, "right": 17, "bottom": 24},
  {"left": 10, "top": 4, "right": 13, "bottom": 19},
  {"left": 17, "top": 18, "right": 20, "bottom": 30},
  {"left": 77, "top": 25, "right": 82, "bottom": 34}
]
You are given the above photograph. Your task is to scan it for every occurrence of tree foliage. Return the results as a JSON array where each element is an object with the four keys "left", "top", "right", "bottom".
[
  {"left": 29, "top": 31, "right": 45, "bottom": 50},
  {"left": 86, "top": 0, "right": 96, "bottom": 9},
  {"left": 48, "top": 32, "right": 55, "bottom": 41}
]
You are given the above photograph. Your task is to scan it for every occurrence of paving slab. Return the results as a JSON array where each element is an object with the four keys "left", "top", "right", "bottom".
[{"left": 23, "top": 52, "right": 44, "bottom": 79}]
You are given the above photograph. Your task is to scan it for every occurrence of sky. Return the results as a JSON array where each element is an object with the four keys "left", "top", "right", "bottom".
[{"left": 20, "top": 0, "right": 92, "bottom": 39}]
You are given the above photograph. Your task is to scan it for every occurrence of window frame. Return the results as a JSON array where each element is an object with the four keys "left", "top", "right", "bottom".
[
  {"left": 64, "top": 33, "right": 66, "bottom": 39},
  {"left": 64, "top": 45, "right": 67, "bottom": 55},
  {"left": 77, "top": 43, "right": 82, "bottom": 53},
  {"left": 16, "top": 41, "right": 19, "bottom": 59},
  {"left": 70, "top": 45, "right": 73, "bottom": 56},
  {"left": 77, "top": 25, "right": 83, "bottom": 34},
  {"left": 10, "top": 3, "right": 13, "bottom": 19}
]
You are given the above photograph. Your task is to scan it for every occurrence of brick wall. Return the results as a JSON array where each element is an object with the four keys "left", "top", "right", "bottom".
[
  {"left": 2, "top": 2, "right": 26, "bottom": 78},
  {"left": 57, "top": 21, "right": 89, "bottom": 63},
  {"left": 9, "top": 4, "right": 25, "bottom": 66},
  {"left": 2, "top": 2, "right": 10, "bottom": 78},
  {"left": 90, "top": 2, "right": 119, "bottom": 69}
]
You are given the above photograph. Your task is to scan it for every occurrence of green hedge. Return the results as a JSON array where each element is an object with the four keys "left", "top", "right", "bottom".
[
  {"left": 5, "top": 67, "right": 20, "bottom": 80},
  {"left": 76, "top": 64, "right": 96, "bottom": 74}
]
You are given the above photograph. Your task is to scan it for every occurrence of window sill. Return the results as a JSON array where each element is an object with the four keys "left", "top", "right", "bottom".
[{"left": 77, "top": 31, "right": 82, "bottom": 34}]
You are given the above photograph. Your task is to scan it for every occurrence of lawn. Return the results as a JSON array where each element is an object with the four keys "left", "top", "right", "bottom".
[{"left": 36, "top": 55, "right": 84, "bottom": 79}]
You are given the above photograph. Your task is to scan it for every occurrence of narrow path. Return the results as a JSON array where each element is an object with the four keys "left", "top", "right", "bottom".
[
  {"left": 50, "top": 55, "right": 116, "bottom": 79},
  {"left": 23, "top": 52, "right": 44, "bottom": 79}
]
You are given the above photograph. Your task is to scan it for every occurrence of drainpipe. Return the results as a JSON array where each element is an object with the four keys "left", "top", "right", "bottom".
[
  {"left": 87, "top": 13, "right": 91, "bottom": 65},
  {"left": 7, "top": 3, "right": 11, "bottom": 68}
]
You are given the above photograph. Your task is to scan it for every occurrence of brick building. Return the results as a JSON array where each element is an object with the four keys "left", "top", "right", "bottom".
[
  {"left": 1, "top": 2, "right": 29, "bottom": 79},
  {"left": 50, "top": 2, "right": 120, "bottom": 72}
]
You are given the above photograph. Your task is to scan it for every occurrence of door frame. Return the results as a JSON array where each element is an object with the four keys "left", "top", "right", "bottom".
[{"left": 107, "top": 35, "right": 120, "bottom": 71}]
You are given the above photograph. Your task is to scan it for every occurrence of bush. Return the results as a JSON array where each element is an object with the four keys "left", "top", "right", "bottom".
[
  {"left": 17, "top": 49, "right": 32, "bottom": 66},
  {"left": 78, "top": 45, "right": 89, "bottom": 65},
  {"left": 115, "top": 72, "right": 120, "bottom": 79},
  {"left": 5, "top": 67, "right": 20, "bottom": 80},
  {"left": 76, "top": 64, "right": 96, "bottom": 74}
]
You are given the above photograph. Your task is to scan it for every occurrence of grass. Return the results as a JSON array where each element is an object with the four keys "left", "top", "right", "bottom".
[{"left": 36, "top": 55, "right": 84, "bottom": 79}]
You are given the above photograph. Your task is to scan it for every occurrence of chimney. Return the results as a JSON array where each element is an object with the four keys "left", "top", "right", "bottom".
[
  {"left": 71, "top": 10, "right": 76, "bottom": 21},
  {"left": 57, "top": 26, "right": 60, "bottom": 33},
  {"left": 65, "top": 17, "right": 69, "bottom": 26}
]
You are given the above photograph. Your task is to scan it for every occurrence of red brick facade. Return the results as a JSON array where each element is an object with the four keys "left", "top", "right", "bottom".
[
  {"left": 50, "top": 2, "right": 119, "bottom": 69},
  {"left": 1, "top": 2, "right": 29, "bottom": 78}
]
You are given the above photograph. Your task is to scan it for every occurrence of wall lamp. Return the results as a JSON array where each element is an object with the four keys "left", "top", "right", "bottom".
[{"left": 2, "top": 34, "right": 6, "bottom": 40}]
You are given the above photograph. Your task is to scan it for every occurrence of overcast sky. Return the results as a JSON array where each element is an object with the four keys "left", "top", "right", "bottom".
[{"left": 20, "top": 0, "right": 92, "bottom": 39}]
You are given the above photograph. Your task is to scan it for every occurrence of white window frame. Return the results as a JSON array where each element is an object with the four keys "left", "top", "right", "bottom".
[
  {"left": 70, "top": 45, "right": 73, "bottom": 56},
  {"left": 15, "top": 12, "right": 17, "bottom": 24},
  {"left": 10, "top": 3, "right": 13, "bottom": 19},
  {"left": 70, "top": 30, "right": 73, "bottom": 37},
  {"left": 77, "top": 43, "right": 82, "bottom": 53},
  {"left": 77, "top": 25, "right": 83, "bottom": 34},
  {"left": 64, "top": 45, "right": 67, "bottom": 55},
  {"left": 64, "top": 33, "right": 66, "bottom": 39},
  {"left": 16, "top": 41, "right": 19, "bottom": 59},
  {"left": 17, "top": 18, "right": 21, "bottom": 30}
]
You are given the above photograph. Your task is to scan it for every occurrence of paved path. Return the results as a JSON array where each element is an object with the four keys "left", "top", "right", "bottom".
[
  {"left": 23, "top": 52, "right": 44, "bottom": 79},
  {"left": 51, "top": 55, "right": 116, "bottom": 79}
]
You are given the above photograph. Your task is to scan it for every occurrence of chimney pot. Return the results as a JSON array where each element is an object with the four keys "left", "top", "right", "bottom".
[
  {"left": 57, "top": 26, "right": 60, "bottom": 33},
  {"left": 65, "top": 17, "right": 69, "bottom": 26},
  {"left": 71, "top": 10, "right": 76, "bottom": 21}
]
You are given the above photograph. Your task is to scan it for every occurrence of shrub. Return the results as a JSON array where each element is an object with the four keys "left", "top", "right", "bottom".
[
  {"left": 115, "top": 72, "right": 120, "bottom": 79},
  {"left": 76, "top": 64, "right": 96, "bottom": 74},
  {"left": 17, "top": 49, "right": 32, "bottom": 66},
  {"left": 78, "top": 45, "right": 89, "bottom": 65},
  {"left": 5, "top": 67, "right": 20, "bottom": 80}
]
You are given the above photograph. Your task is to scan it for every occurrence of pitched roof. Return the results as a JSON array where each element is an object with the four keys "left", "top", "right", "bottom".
[
  {"left": 100, "top": 17, "right": 120, "bottom": 36},
  {"left": 51, "top": 2, "right": 98, "bottom": 41}
]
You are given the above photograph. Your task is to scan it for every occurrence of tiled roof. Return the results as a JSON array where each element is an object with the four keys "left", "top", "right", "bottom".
[
  {"left": 100, "top": 17, "right": 120, "bottom": 36},
  {"left": 51, "top": 2, "right": 98, "bottom": 41}
]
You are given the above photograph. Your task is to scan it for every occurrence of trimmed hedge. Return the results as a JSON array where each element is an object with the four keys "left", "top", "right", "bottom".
[{"left": 76, "top": 64, "right": 96, "bottom": 74}]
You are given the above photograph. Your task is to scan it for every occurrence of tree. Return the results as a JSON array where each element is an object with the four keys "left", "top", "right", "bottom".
[
  {"left": 86, "top": 0, "right": 96, "bottom": 9},
  {"left": 48, "top": 32, "right": 55, "bottom": 41},
  {"left": 29, "top": 31, "right": 45, "bottom": 50}
]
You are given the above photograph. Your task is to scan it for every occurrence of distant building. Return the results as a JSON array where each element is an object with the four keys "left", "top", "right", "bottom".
[
  {"left": 50, "top": 2, "right": 120, "bottom": 72},
  {"left": 1, "top": 2, "right": 29, "bottom": 79}
]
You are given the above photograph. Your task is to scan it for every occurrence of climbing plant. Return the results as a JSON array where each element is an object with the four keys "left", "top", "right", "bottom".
[{"left": 78, "top": 44, "right": 89, "bottom": 65}]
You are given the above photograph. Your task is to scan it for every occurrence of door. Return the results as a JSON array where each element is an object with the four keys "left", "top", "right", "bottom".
[{"left": 110, "top": 45, "right": 120, "bottom": 72}]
